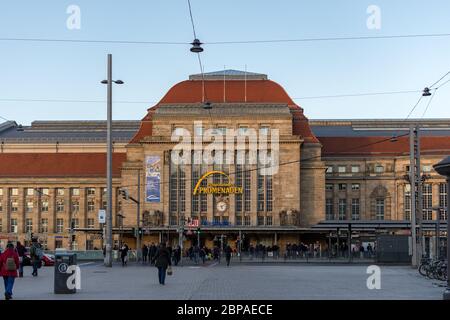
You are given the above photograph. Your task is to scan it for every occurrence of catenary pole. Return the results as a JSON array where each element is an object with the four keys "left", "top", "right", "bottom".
[{"left": 105, "top": 54, "right": 113, "bottom": 267}]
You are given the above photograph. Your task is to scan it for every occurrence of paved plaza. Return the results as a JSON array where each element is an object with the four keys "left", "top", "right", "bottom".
[{"left": 10, "top": 262, "right": 445, "bottom": 300}]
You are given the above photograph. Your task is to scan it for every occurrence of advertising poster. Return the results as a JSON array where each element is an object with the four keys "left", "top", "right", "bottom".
[{"left": 145, "top": 155, "right": 161, "bottom": 203}]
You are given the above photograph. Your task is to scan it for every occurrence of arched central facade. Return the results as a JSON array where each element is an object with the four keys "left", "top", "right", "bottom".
[{"left": 120, "top": 70, "right": 325, "bottom": 249}]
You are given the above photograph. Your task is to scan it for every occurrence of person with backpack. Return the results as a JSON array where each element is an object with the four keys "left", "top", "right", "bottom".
[
  {"left": 15, "top": 241, "right": 26, "bottom": 278},
  {"left": 0, "top": 242, "right": 20, "bottom": 300},
  {"left": 30, "top": 238, "right": 43, "bottom": 277}
]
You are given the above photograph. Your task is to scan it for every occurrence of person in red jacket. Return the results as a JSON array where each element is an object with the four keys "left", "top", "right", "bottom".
[{"left": 0, "top": 242, "right": 20, "bottom": 300}]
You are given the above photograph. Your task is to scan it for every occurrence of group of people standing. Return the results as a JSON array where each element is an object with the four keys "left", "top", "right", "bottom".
[{"left": 0, "top": 238, "right": 44, "bottom": 300}]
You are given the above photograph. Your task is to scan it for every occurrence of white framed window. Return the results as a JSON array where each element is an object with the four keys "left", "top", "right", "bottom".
[
  {"left": 87, "top": 218, "right": 95, "bottom": 229},
  {"left": 376, "top": 199, "right": 385, "bottom": 220},
  {"left": 338, "top": 166, "right": 346, "bottom": 173},
  {"left": 71, "top": 188, "right": 80, "bottom": 196},
  {"left": 41, "top": 200, "right": 49, "bottom": 212},
  {"left": 87, "top": 200, "right": 95, "bottom": 212},
  {"left": 56, "top": 188, "right": 65, "bottom": 196},
  {"left": 56, "top": 200, "right": 64, "bottom": 212},
  {"left": 423, "top": 165, "right": 432, "bottom": 173},
  {"left": 10, "top": 219, "right": 18, "bottom": 233},
  {"left": 351, "top": 198, "right": 360, "bottom": 220},
  {"left": 326, "top": 166, "right": 333, "bottom": 173},
  {"left": 26, "top": 188, "right": 35, "bottom": 196},
  {"left": 351, "top": 165, "right": 360, "bottom": 173},
  {"left": 10, "top": 188, "right": 19, "bottom": 196},
  {"left": 351, "top": 183, "right": 360, "bottom": 191},
  {"left": 25, "top": 218, "right": 33, "bottom": 233},
  {"left": 338, "top": 184, "right": 347, "bottom": 191},
  {"left": 375, "top": 165, "right": 384, "bottom": 173},
  {"left": 41, "top": 188, "right": 49, "bottom": 196},
  {"left": 56, "top": 218, "right": 64, "bottom": 233},
  {"left": 194, "top": 125, "right": 204, "bottom": 136},
  {"left": 259, "top": 125, "right": 270, "bottom": 135},
  {"left": 41, "top": 218, "right": 48, "bottom": 233},
  {"left": 87, "top": 188, "right": 96, "bottom": 196},
  {"left": 237, "top": 126, "right": 249, "bottom": 135},
  {"left": 325, "top": 184, "right": 333, "bottom": 191},
  {"left": 72, "top": 201, "right": 80, "bottom": 212},
  {"left": 10, "top": 201, "right": 19, "bottom": 212},
  {"left": 26, "top": 201, "right": 34, "bottom": 212}
]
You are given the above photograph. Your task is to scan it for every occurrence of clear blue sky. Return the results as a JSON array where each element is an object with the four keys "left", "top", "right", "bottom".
[{"left": 1, "top": 0, "right": 450, "bottom": 125}]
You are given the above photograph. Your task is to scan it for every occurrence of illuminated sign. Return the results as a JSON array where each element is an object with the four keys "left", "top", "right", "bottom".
[{"left": 192, "top": 171, "right": 243, "bottom": 195}]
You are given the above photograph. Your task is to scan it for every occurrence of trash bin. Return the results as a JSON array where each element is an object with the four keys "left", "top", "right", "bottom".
[{"left": 54, "top": 253, "right": 77, "bottom": 294}]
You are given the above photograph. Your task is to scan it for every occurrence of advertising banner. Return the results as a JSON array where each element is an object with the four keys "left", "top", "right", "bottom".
[{"left": 145, "top": 155, "right": 161, "bottom": 203}]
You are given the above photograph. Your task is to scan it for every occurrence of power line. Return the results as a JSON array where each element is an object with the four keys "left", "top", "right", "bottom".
[
  {"left": 429, "top": 70, "right": 450, "bottom": 88},
  {"left": 0, "top": 89, "right": 426, "bottom": 104},
  {"left": 420, "top": 76, "right": 450, "bottom": 118},
  {"left": 0, "top": 98, "right": 156, "bottom": 104},
  {"left": 186, "top": 0, "right": 197, "bottom": 39},
  {"left": 420, "top": 90, "right": 437, "bottom": 118},
  {"left": 2, "top": 33, "right": 450, "bottom": 46},
  {"left": 293, "top": 90, "right": 420, "bottom": 100},
  {"left": 205, "top": 33, "right": 450, "bottom": 45},
  {"left": 0, "top": 37, "right": 187, "bottom": 45}
]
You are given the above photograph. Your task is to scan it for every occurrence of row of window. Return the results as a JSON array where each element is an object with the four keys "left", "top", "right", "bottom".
[
  {"left": 174, "top": 124, "right": 272, "bottom": 137},
  {"left": 0, "top": 187, "right": 108, "bottom": 197},
  {"left": 326, "top": 198, "right": 364, "bottom": 220},
  {"left": 170, "top": 151, "right": 273, "bottom": 216},
  {"left": 326, "top": 183, "right": 360, "bottom": 191},
  {"left": 0, "top": 199, "right": 117, "bottom": 213},
  {"left": 0, "top": 218, "right": 98, "bottom": 233},
  {"left": 326, "top": 164, "right": 434, "bottom": 174},
  {"left": 404, "top": 183, "right": 448, "bottom": 220}
]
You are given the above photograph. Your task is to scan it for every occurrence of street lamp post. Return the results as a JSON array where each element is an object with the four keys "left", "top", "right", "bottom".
[
  {"left": 433, "top": 156, "right": 450, "bottom": 300},
  {"left": 101, "top": 54, "right": 124, "bottom": 267}
]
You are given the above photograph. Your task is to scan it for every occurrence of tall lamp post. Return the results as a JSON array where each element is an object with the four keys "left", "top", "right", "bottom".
[
  {"left": 433, "top": 156, "right": 450, "bottom": 300},
  {"left": 101, "top": 54, "right": 124, "bottom": 267}
]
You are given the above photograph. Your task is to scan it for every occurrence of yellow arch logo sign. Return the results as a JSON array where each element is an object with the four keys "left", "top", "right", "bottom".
[{"left": 192, "top": 171, "right": 243, "bottom": 195}]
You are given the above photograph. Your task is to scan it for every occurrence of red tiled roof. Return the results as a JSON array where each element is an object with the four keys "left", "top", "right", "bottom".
[
  {"left": 130, "top": 79, "right": 319, "bottom": 143},
  {"left": 0, "top": 153, "right": 126, "bottom": 177},
  {"left": 319, "top": 136, "right": 450, "bottom": 157}
]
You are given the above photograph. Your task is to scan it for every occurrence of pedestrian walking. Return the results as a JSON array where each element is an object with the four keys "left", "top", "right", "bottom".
[
  {"left": 15, "top": 241, "right": 26, "bottom": 278},
  {"left": 225, "top": 245, "right": 232, "bottom": 267},
  {"left": 0, "top": 242, "right": 20, "bottom": 300},
  {"left": 120, "top": 243, "right": 129, "bottom": 266},
  {"left": 152, "top": 243, "right": 172, "bottom": 285},
  {"left": 149, "top": 243, "right": 157, "bottom": 265},
  {"left": 30, "top": 238, "right": 43, "bottom": 277},
  {"left": 142, "top": 245, "right": 149, "bottom": 264},
  {"left": 173, "top": 245, "right": 181, "bottom": 266}
]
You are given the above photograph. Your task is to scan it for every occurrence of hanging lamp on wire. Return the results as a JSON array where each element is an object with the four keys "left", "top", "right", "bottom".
[{"left": 190, "top": 39, "right": 203, "bottom": 53}]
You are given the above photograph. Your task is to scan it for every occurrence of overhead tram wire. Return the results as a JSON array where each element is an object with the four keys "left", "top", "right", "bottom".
[
  {"left": 421, "top": 74, "right": 450, "bottom": 118},
  {"left": 186, "top": 0, "right": 214, "bottom": 125},
  {"left": 2, "top": 33, "right": 450, "bottom": 46},
  {"left": 390, "top": 70, "right": 450, "bottom": 139},
  {"left": 429, "top": 70, "right": 450, "bottom": 89},
  {"left": 0, "top": 89, "right": 422, "bottom": 104},
  {"left": 205, "top": 33, "right": 450, "bottom": 45}
]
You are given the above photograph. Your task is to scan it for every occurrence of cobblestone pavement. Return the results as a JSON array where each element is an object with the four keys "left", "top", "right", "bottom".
[{"left": 9, "top": 261, "right": 445, "bottom": 300}]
